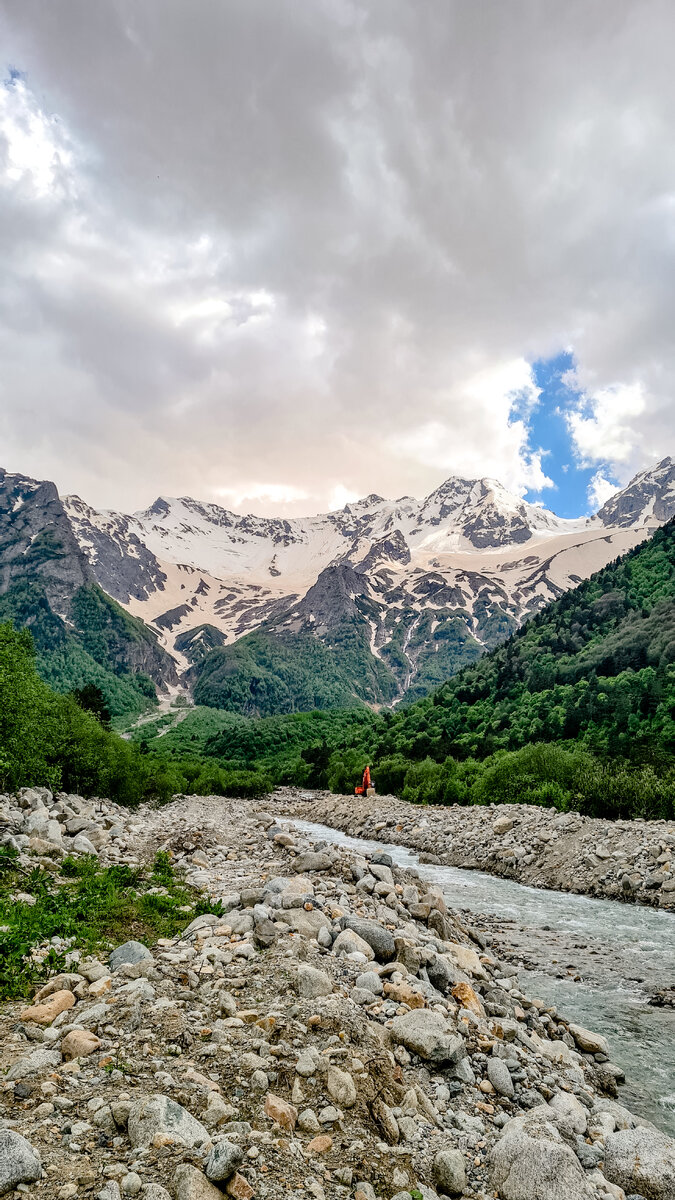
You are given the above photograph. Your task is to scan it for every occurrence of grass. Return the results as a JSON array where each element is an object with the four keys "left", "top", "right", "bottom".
[{"left": 0, "top": 845, "right": 222, "bottom": 1000}]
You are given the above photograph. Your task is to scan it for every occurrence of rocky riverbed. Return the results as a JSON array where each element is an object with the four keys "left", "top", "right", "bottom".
[
  {"left": 1, "top": 788, "right": 675, "bottom": 1200},
  {"left": 273, "top": 789, "right": 675, "bottom": 909}
]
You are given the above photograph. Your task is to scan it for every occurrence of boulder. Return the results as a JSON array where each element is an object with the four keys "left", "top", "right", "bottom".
[
  {"left": 568, "top": 1023, "right": 610, "bottom": 1056},
  {"left": 604, "top": 1126, "right": 675, "bottom": 1200},
  {"left": 333, "top": 929, "right": 375, "bottom": 960},
  {"left": 292, "top": 851, "right": 332, "bottom": 873},
  {"left": 204, "top": 1139, "right": 245, "bottom": 1182},
  {"left": 342, "top": 917, "right": 395, "bottom": 961},
  {"left": 326, "top": 1066, "right": 357, "bottom": 1108},
  {"left": 61, "top": 1029, "right": 101, "bottom": 1060},
  {"left": 0, "top": 1129, "right": 42, "bottom": 1195},
  {"left": 127, "top": 1094, "right": 210, "bottom": 1149},
  {"left": 490, "top": 1109, "right": 594, "bottom": 1200},
  {"left": 296, "top": 965, "right": 332, "bottom": 999},
  {"left": 110, "top": 941, "right": 152, "bottom": 972},
  {"left": 487, "top": 1057, "right": 514, "bottom": 1098},
  {"left": 390, "top": 1010, "right": 465, "bottom": 1065},
  {"left": 19, "top": 989, "right": 75, "bottom": 1025},
  {"left": 173, "top": 1164, "right": 223, "bottom": 1200},
  {"left": 282, "top": 909, "right": 331, "bottom": 938},
  {"left": 433, "top": 1147, "right": 466, "bottom": 1195},
  {"left": 264, "top": 1093, "right": 297, "bottom": 1130}
]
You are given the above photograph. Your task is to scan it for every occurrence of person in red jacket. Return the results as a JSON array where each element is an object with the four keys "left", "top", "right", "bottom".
[{"left": 362, "top": 765, "right": 372, "bottom": 792}]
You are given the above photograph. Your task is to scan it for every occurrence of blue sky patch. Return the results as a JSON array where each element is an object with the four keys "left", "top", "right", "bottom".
[{"left": 519, "top": 351, "right": 617, "bottom": 517}]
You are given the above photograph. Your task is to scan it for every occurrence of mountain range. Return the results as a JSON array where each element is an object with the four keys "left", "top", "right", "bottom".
[{"left": 1, "top": 457, "right": 675, "bottom": 715}]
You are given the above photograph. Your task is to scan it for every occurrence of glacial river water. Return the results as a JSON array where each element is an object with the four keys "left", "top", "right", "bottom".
[{"left": 286, "top": 818, "right": 675, "bottom": 1135}]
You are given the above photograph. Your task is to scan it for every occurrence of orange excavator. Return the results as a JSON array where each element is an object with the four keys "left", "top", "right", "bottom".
[{"left": 355, "top": 765, "right": 375, "bottom": 797}]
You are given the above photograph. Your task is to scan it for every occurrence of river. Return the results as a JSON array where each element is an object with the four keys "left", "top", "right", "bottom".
[{"left": 286, "top": 818, "right": 675, "bottom": 1135}]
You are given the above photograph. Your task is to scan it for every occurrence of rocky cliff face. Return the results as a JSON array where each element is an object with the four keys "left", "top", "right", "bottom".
[{"left": 0, "top": 470, "right": 94, "bottom": 615}]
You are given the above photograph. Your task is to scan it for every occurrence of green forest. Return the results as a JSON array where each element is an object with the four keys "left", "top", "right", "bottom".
[{"left": 2, "top": 518, "right": 675, "bottom": 820}]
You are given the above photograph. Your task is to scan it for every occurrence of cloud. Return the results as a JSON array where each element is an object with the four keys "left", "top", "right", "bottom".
[
  {"left": 587, "top": 470, "right": 620, "bottom": 510},
  {"left": 1, "top": 2, "right": 675, "bottom": 515}
]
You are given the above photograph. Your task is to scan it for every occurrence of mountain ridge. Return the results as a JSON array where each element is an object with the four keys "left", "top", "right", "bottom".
[{"left": 2, "top": 458, "right": 675, "bottom": 714}]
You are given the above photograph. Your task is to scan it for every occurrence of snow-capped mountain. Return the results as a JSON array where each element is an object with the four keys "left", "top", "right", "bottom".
[{"left": 2, "top": 457, "right": 675, "bottom": 706}]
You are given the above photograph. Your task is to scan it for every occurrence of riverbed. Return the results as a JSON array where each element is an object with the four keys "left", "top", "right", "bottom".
[{"left": 287, "top": 817, "right": 675, "bottom": 1135}]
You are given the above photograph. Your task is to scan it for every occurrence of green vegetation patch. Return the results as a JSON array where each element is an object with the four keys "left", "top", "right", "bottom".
[{"left": 0, "top": 846, "right": 221, "bottom": 1000}]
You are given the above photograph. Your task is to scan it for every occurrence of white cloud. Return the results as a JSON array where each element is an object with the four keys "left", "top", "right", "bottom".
[
  {"left": 587, "top": 470, "right": 620, "bottom": 509},
  {"left": 328, "top": 484, "right": 360, "bottom": 510},
  {"left": 1, "top": 4, "right": 675, "bottom": 515},
  {"left": 566, "top": 382, "right": 646, "bottom": 465},
  {"left": 213, "top": 482, "right": 309, "bottom": 510}
]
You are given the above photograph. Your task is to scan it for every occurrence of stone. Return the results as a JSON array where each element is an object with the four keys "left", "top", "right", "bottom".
[
  {"left": 494, "top": 816, "right": 515, "bottom": 835},
  {"left": 490, "top": 1109, "right": 595, "bottom": 1200},
  {"left": 391, "top": 1009, "right": 465, "bottom": 1065},
  {"left": 433, "top": 1148, "right": 466, "bottom": 1196},
  {"left": 487, "top": 1057, "right": 514, "bottom": 1098},
  {"left": 343, "top": 916, "right": 395, "bottom": 961},
  {"left": 296, "top": 965, "right": 332, "bottom": 998},
  {"left": 604, "top": 1126, "right": 675, "bottom": 1200},
  {"left": 568, "top": 1023, "right": 610, "bottom": 1056},
  {"left": 333, "top": 929, "right": 375, "bottom": 960},
  {"left": 173, "top": 1164, "right": 223, "bottom": 1200},
  {"left": 383, "top": 980, "right": 425, "bottom": 1008},
  {"left": 371, "top": 1097, "right": 399, "bottom": 1144},
  {"left": 225, "top": 1175, "right": 254, "bottom": 1200},
  {"left": 355, "top": 970, "right": 383, "bottom": 995},
  {"left": 549, "top": 1092, "right": 587, "bottom": 1135},
  {"left": 293, "top": 851, "right": 332, "bottom": 872},
  {"left": 298, "top": 1109, "right": 321, "bottom": 1133},
  {"left": 121, "top": 1173, "right": 142, "bottom": 1196},
  {"left": 282, "top": 909, "right": 331, "bottom": 938},
  {"left": 6, "top": 1047, "right": 61, "bottom": 1080},
  {"left": 61, "top": 1029, "right": 101, "bottom": 1060},
  {"left": 203, "top": 1093, "right": 235, "bottom": 1128},
  {"left": 0, "top": 1129, "right": 42, "bottom": 1194},
  {"left": 140, "top": 1188, "right": 171, "bottom": 1200},
  {"left": 306, "top": 1135, "right": 333, "bottom": 1154},
  {"left": 71, "top": 834, "right": 98, "bottom": 854},
  {"left": 204, "top": 1139, "right": 244, "bottom": 1182},
  {"left": 19, "top": 989, "right": 75, "bottom": 1024},
  {"left": 127, "top": 1094, "right": 210, "bottom": 1149},
  {"left": 264, "top": 1093, "right": 298, "bottom": 1130},
  {"left": 326, "top": 1065, "right": 357, "bottom": 1108},
  {"left": 109, "top": 941, "right": 152, "bottom": 972},
  {"left": 451, "top": 980, "right": 485, "bottom": 1016}
]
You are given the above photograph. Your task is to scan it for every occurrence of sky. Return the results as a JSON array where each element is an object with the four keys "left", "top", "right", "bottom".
[{"left": 0, "top": 1, "right": 674, "bottom": 519}]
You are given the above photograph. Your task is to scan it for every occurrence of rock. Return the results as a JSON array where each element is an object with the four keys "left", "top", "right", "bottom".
[
  {"left": 433, "top": 1147, "right": 466, "bottom": 1195},
  {"left": 293, "top": 851, "right": 332, "bottom": 872},
  {"left": 451, "top": 980, "right": 485, "bottom": 1016},
  {"left": 204, "top": 1139, "right": 245, "bottom": 1182},
  {"left": 306, "top": 1134, "right": 333, "bottom": 1154},
  {"left": 298, "top": 1109, "right": 321, "bottom": 1133},
  {"left": 71, "top": 834, "right": 97, "bottom": 854},
  {"left": 253, "top": 917, "right": 277, "bottom": 948},
  {"left": 296, "top": 965, "right": 333, "bottom": 998},
  {"left": 282, "top": 909, "right": 331, "bottom": 938},
  {"left": 568, "top": 1023, "right": 610, "bottom": 1056},
  {"left": 127, "top": 1094, "right": 210, "bottom": 1149},
  {"left": 19, "top": 989, "right": 75, "bottom": 1025},
  {"left": 391, "top": 1010, "right": 466, "bottom": 1065},
  {"left": 173, "top": 1164, "right": 223, "bottom": 1200},
  {"left": 6, "top": 1047, "right": 61, "bottom": 1080},
  {"left": 333, "top": 929, "right": 375, "bottom": 960},
  {"left": 121, "top": 1173, "right": 142, "bottom": 1196},
  {"left": 203, "top": 1093, "right": 235, "bottom": 1128},
  {"left": 494, "top": 816, "right": 515, "bottom": 835},
  {"left": 140, "top": 1188, "right": 171, "bottom": 1200},
  {"left": 371, "top": 1096, "right": 399, "bottom": 1144},
  {"left": 549, "top": 1092, "right": 587, "bottom": 1135},
  {"left": 487, "top": 1057, "right": 514, "bottom": 1097},
  {"left": 264, "top": 1093, "right": 298, "bottom": 1130},
  {"left": 490, "top": 1109, "right": 595, "bottom": 1200},
  {"left": 225, "top": 1175, "right": 254, "bottom": 1200},
  {"left": 343, "top": 917, "right": 395, "bottom": 961},
  {"left": 326, "top": 1066, "right": 357, "bottom": 1108},
  {"left": 355, "top": 970, "right": 383, "bottom": 994},
  {"left": 604, "top": 1126, "right": 675, "bottom": 1200},
  {"left": 61, "top": 1029, "right": 101, "bottom": 1060},
  {"left": 0, "top": 1129, "right": 42, "bottom": 1194},
  {"left": 109, "top": 941, "right": 152, "bottom": 972}
]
